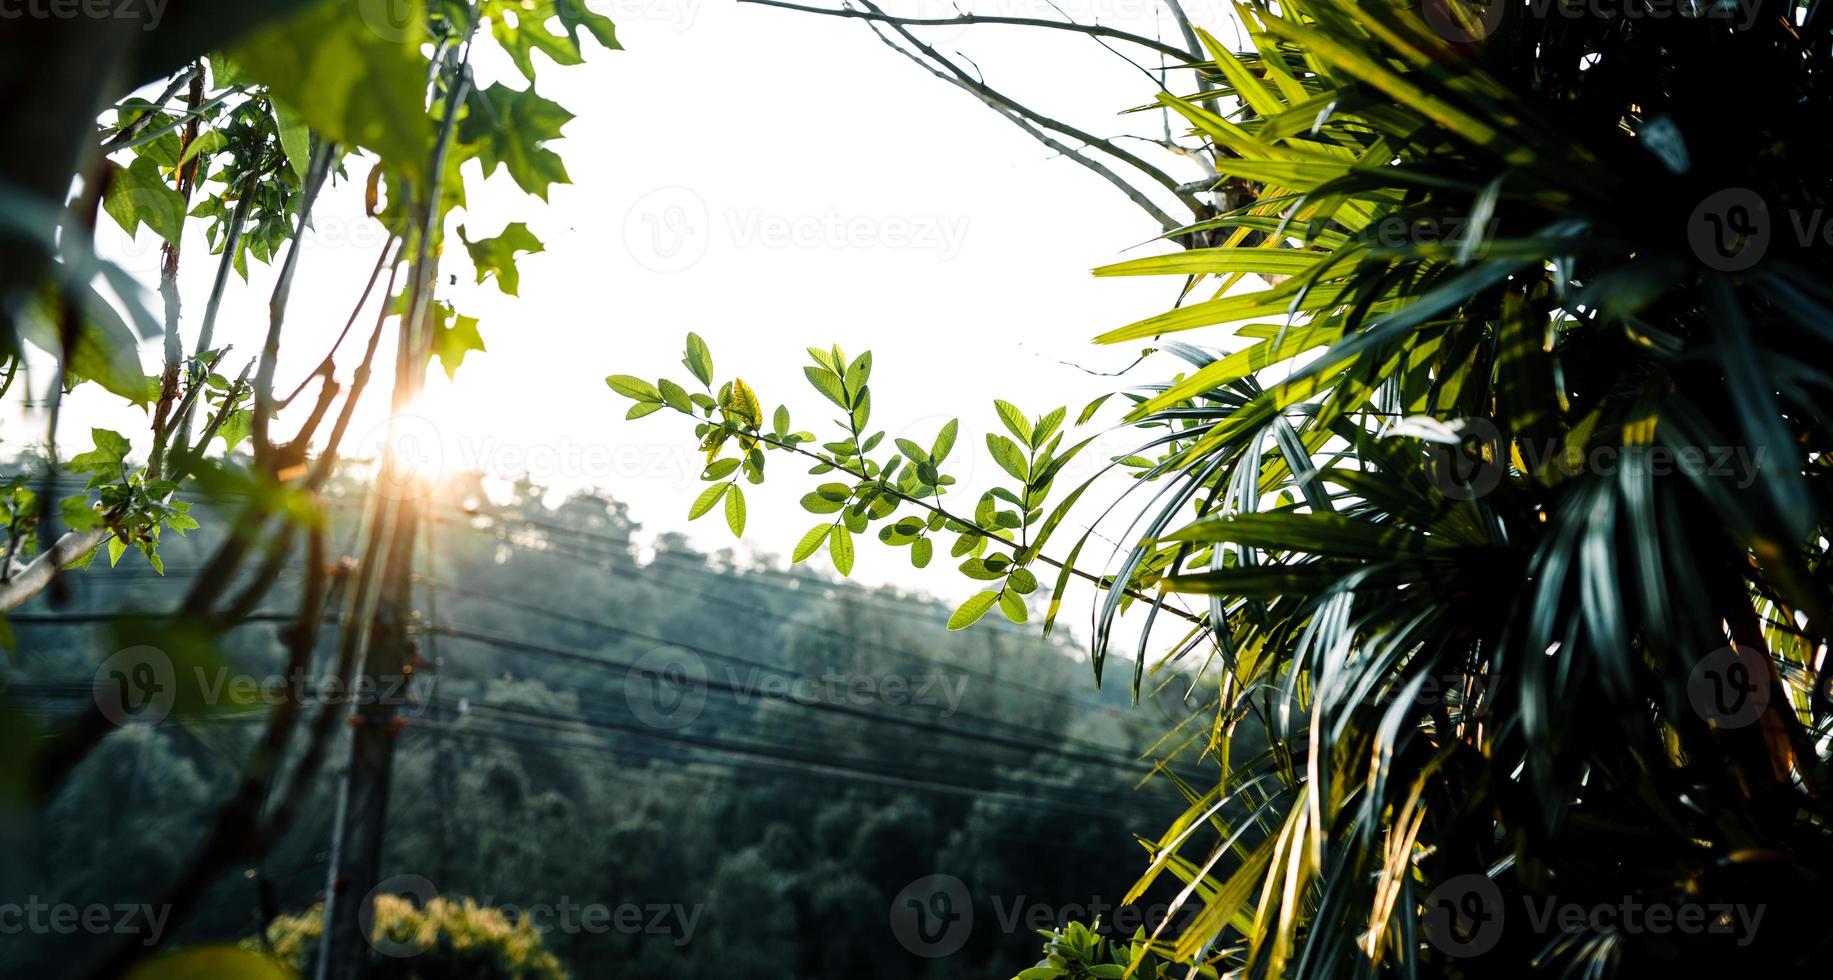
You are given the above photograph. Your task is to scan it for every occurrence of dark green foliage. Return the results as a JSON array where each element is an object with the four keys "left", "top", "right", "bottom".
[{"left": 0, "top": 472, "right": 1194, "bottom": 978}]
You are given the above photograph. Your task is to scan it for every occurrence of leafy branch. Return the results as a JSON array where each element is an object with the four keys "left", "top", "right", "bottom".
[{"left": 611, "top": 333, "right": 1203, "bottom": 632}]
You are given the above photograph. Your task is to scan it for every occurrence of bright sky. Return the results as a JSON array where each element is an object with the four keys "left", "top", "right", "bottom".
[{"left": 10, "top": 2, "right": 1248, "bottom": 619}]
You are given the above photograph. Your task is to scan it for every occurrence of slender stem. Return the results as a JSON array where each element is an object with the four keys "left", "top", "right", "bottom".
[
  {"left": 852, "top": 0, "right": 1202, "bottom": 214},
  {"left": 98, "top": 65, "right": 199, "bottom": 150},
  {"left": 252, "top": 139, "right": 335, "bottom": 463},
  {"left": 740, "top": 0, "right": 1199, "bottom": 63},
  {"left": 281, "top": 236, "right": 401, "bottom": 407},
  {"left": 102, "top": 85, "right": 247, "bottom": 153},
  {"left": 174, "top": 168, "right": 258, "bottom": 458}
]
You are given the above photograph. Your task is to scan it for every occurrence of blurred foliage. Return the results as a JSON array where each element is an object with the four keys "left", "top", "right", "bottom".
[{"left": 249, "top": 895, "right": 567, "bottom": 980}]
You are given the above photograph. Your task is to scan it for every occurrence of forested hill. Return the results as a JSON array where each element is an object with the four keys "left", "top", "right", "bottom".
[{"left": 2, "top": 470, "right": 1199, "bottom": 978}]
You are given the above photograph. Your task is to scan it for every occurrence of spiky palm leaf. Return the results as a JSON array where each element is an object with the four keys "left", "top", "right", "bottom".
[{"left": 1077, "top": 1, "right": 1833, "bottom": 974}]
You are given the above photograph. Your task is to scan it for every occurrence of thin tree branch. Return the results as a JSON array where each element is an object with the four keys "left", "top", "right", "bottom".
[
  {"left": 98, "top": 65, "right": 200, "bottom": 151},
  {"left": 853, "top": 0, "right": 1202, "bottom": 215},
  {"left": 861, "top": 21, "right": 1184, "bottom": 232},
  {"left": 251, "top": 139, "right": 335, "bottom": 466},
  {"left": 0, "top": 528, "right": 107, "bottom": 613},
  {"left": 740, "top": 0, "right": 1200, "bottom": 63}
]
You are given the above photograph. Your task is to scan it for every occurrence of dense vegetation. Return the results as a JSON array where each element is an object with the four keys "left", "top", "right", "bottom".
[
  {"left": 2, "top": 472, "right": 1194, "bottom": 978},
  {"left": 6, "top": 0, "right": 1833, "bottom": 977}
]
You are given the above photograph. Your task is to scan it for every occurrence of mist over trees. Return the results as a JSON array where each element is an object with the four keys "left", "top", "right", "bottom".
[{"left": 2, "top": 471, "right": 1211, "bottom": 978}]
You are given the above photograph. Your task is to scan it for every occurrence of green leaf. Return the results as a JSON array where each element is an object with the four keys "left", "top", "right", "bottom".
[
  {"left": 16, "top": 276, "right": 153, "bottom": 402},
  {"left": 993, "top": 399, "right": 1032, "bottom": 443},
  {"left": 829, "top": 524, "right": 855, "bottom": 575},
  {"left": 124, "top": 945, "right": 295, "bottom": 980},
  {"left": 482, "top": 0, "right": 618, "bottom": 81},
  {"left": 931, "top": 419, "right": 959, "bottom": 462},
  {"left": 1032, "top": 407, "right": 1066, "bottom": 448},
  {"left": 658, "top": 378, "right": 692, "bottom": 413},
  {"left": 459, "top": 221, "right": 544, "bottom": 296},
  {"left": 174, "top": 129, "right": 228, "bottom": 170},
  {"left": 1009, "top": 566, "right": 1039, "bottom": 594},
  {"left": 985, "top": 434, "right": 1029, "bottom": 483},
  {"left": 1159, "top": 511, "right": 1434, "bottom": 560},
  {"left": 703, "top": 458, "right": 740, "bottom": 480},
  {"left": 724, "top": 484, "right": 747, "bottom": 536},
  {"left": 607, "top": 375, "right": 661, "bottom": 401},
  {"left": 216, "top": 409, "right": 253, "bottom": 452},
  {"left": 688, "top": 482, "right": 728, "bottom": 519},
  {"left": 104, "top": 155, "right": 186, "bottom": 243},
  {"left": 912, "top": 537, "right": 934, "bottom": 568},
  {"left": 430, "top": 305, "right": 485, "bottom": 380},
  {"left": 460, "top": 81, "right": 574, "bottom": 200},
  {"left": 107, "top": 535, "right": 127, "bottom": 567},
  {"left": 555, "top": 0, "right": 622, "bottom": 53},
  {"left": 230, "top": 0, "right": 434, "bottom": 178},
  {"left": 998, "top": 589, "right": 1029, "bottom": 623},
  {"left": 947, "top": 590, "right": 1000, "bottom": 630},
  {"left": 139, "top": 541, "right": 164, "bottom": 575},
  {"left": 61, "top": 495, "right": 103, "bottom": 533},
  {"left": 804, "top": 366, "right": 847, "bottom": 408},
  {"left": 272, "top": 98, "right": 312, "bottom": 180},
  {"left": 793, "top": 523, "right": 829, "bottom": 562},
  {"left": 684, "top": 333, "right": 714, "bottom": 387},
  {"left": 67, "top": 429, "right": 132, "bottom": 474},
  {"left": 844, "top": 351, "right": 873, "bottom": 393},
  {"left": 895, "top": 438, "right": 928, "bottom": 464},
  {"left": 849, "top": 388, "right": 872, "bottom": 431}
]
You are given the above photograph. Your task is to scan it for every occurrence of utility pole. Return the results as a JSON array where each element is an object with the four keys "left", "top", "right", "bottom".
[
  {"left": 313, "top": 21, "right": 468, "bottom": 973},
  {"left": 315, "top": 497, "right": 421, "bottom": 980}
]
